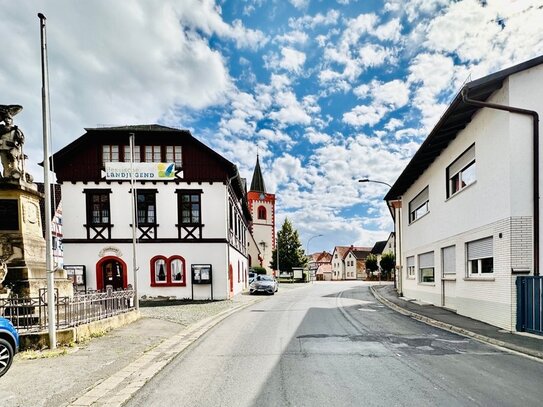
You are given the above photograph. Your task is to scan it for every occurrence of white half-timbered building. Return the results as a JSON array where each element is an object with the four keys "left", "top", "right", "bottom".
[{"left": 52, "top": 125, "right": 251, "bottom": 300}]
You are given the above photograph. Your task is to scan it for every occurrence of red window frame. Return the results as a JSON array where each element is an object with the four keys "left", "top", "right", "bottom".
[
  {"left": 150, "top": 255, "right": 187, "bottom": 287},
  {"left": 257, "top": 206, "right": 266, "bottom": 220}
]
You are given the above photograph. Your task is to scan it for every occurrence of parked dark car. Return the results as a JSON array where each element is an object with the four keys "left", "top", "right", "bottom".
[
  {"left": 249, "top": 275, "right": 278, "bottom": 295},
  {"left": 0, "top": 317, "right": 19, "bottom": 378}
]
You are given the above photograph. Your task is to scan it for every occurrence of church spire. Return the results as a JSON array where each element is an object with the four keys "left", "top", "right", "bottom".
[{"left": 250, "top": 155, "right": 266, "bottom": 193}]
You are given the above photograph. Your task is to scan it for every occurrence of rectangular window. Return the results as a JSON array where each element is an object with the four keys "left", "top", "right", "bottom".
[
  {"left": 166, "top": 146, "right": 182, "bottom": 167},
  {"left": 86, "top": 190, "right": 111, "bottom": 225},
  {"left": 406, "top": 256, "right": 415, "bottom": 279},
  {"left": 178, "top": 191, "right": 202, "bottom": 224},
  {"left": 418, "top": 251, "right": 434, "bottom": 283},
  {"left": 124, "top": 145, "right": 141, "bottom": 162},
  {"left": 442, "top": 245, "right": 456, "bottom": 275},
  {"left": 137, "top": 190, "right": 157, "bottom": 224},
  {"left": 102, "top": 145, "right": 119, "bottom": 165},
  {"left": 447, "top": 144, "right": 476, "bottom": 197},
  {"left": 467, "top": 237, "right": 493, "bottom": 275},
  {"left": 409, "top": 186, "right": 429, "bottom": 223},
  {"left": 145, "top": 145, "right": 161, "bottom": 162}
]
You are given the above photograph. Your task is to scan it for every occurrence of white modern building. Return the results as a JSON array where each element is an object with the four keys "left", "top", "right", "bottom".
[
  {"left": 52, "top": 125, "right": 251, "bottom": 300},
  {"left": 385, "top": 56, "right": 543, "bottom": 331}
]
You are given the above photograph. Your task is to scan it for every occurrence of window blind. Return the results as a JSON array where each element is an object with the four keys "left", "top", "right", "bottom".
[
  {"left": 418, "top": 252, "right": 434, "bottom": 268},
  {"left": 406, "top": 256, "right": 414, "bottom": 267},
  {"left": 467, "top": 237, "right": 493, "bottom": 260},
  {"left": 442, "top": 246, "right": 456, "bottom": 274},
  {"left": 409, "top": 187, "right": 429, "bottom": 212},
  {"left": 449, "top": 144, "right": 475, "bottom": 176}
]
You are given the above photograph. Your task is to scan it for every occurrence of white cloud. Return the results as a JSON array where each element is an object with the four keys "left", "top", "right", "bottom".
[
  {"left": 279, "top": 47, "right": 307, "bottom": 73},
  {"left": 305, "top": 128, "right": 332, "bottom": 144},
  {"left": 269, "top": 91, "right": 312, "bottom": 126},
  {"left": 289, "top": 0, "right": 309, "bottom": 9},
  {"left": 275, "top": 30, "right": 309, "bottom": 45},
  {"left": 289, "top": 9, "right": 340, "bottom": 30},
  {"left": 342, "top": 105, "right": 388, "bottom": 127},
  {"left": 385, "top": 118, "right": 404, "bottom": 131}
]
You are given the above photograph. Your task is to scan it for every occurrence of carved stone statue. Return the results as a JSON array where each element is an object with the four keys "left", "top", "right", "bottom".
[{"left": 0, "top": 104, "right": 30, "bottom": 181}]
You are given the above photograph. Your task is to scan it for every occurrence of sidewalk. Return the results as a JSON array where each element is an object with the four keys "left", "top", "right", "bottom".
[
  {"left": 0, "top": 292, "right": 264, "bottom": 407},
  {"left": 371, "top": 284, "right": 543, "bottom": 360}
]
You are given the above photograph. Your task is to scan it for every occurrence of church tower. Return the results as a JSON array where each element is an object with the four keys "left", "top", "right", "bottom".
[{"left": 247, "top": 155, "right": 276, "bottom": 274}]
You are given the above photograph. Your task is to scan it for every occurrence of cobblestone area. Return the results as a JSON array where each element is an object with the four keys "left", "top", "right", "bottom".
[{"left": 140, "top": 293, "right": 259, "bottom": 327}]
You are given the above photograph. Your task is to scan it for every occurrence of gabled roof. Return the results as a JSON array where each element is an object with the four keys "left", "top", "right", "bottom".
[
  {"left": 49, "top": 124, "right": 252, "bottom": 220},
  {"left": 352, "top": 249, "right": 372, "bottom": 260},
  {"left": 249, "top": 155, "right": 266, "bottom": 193},
  {"left": 385, "top": 55, "right": 543, "bottom": 201},
  {"left": 371, "top": 241, "right": 387, "bottom": 255},
  {"left": 309, "top": 251, "right": 332, "bottom": 263},
  {"left": 333, "top": 245, "right": 370, "bottom": 260}
]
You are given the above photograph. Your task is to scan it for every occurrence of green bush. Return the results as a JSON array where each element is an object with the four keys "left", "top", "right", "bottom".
[{"left": 250, "top": 266, "right": 267, "bottom": 275}]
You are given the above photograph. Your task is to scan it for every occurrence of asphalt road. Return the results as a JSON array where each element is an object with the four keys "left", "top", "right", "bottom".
[{"left": 126, "top": 281, "right": 543, "bottom": 407}]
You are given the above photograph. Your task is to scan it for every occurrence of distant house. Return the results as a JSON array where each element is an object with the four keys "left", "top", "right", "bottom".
[
  {"left": 351, "top": 249, "right": 372, "bottom": 280},
  {"left": 331, "top": 245, "right": 372, "bottom": 280},
  {"left": 309, "top": 251, "right": 332, "bottom": 281},
  {"left": 316, "top": 263, "right": 332, "bottom": 281},
  {"left": 385, "top": 56, "right": 543, "bottom": 331},
  {"left": 51, "top": 125, "right": 251, "bottom": 300}
]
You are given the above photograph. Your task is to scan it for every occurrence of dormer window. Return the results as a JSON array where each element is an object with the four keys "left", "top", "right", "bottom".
[
  {"left": 145, "top": 145, "right": 161, "bottom": 162},
  {"left": 124, "top": 145, "right": 141, "bottom": 162},
  {"left": 102, "top": 145, "right": 119, "bottom": 166},
  {"left": 166, "top": 146, "right": 182, "bottom": 167}
]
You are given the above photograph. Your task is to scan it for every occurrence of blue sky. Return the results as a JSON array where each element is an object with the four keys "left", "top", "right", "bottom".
[{"left": 2, "top": 0, "right": 543, "bottom": 253}]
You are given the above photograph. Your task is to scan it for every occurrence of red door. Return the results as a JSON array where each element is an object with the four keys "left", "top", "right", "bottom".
[{"left": 228, "top": 264, "right": 234, "bottom": 296}]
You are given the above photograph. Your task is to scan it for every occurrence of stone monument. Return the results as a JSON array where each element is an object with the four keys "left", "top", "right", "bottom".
[{"left": 0, "top": 104, "right": 71, "bottom": 298}]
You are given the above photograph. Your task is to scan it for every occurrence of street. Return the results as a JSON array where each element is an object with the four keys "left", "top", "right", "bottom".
[{"left": 126, "top": 281, "right": 543, "bottom": 407}]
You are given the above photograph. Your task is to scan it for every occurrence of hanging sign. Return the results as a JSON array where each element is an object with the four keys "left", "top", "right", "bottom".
[{"left": 102, "top": 162, "right": 183, "bottom": 180}]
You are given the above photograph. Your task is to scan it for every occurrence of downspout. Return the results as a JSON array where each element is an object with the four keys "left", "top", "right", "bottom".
[{"left": 462, "top": 87, "right": 540, "bottom": 276}]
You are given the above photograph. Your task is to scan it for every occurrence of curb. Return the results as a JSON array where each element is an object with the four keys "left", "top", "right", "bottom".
[
  {"left": 370, "top": 286, "right": 543, "bottom": 361},
  {"left": 68, "top": 296, "right": 265, "bottom": 407}
]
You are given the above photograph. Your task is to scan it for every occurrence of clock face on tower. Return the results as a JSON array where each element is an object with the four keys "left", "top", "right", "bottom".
[{"left": 259, "top": 193, "right": 265, "bottom": 200}]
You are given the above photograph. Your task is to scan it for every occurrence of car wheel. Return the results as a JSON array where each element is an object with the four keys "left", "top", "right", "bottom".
[{"left": 0, "top": 338, "right": 14, "bottom": 378}]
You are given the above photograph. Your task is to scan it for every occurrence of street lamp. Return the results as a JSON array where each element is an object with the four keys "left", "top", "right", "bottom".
[
  {"left": 306, "top": 234, "right": 323, "bottom": 282},
  {"left": 358, "top": 177, "right": 398, "bottom": 289},
  {"left": 358, "top": 178, "right": 392, "bottom": 188}
]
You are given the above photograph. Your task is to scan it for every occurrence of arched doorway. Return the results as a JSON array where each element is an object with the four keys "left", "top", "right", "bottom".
[{"left": 96, "top": 256, "right": 127, "bottom": 290}]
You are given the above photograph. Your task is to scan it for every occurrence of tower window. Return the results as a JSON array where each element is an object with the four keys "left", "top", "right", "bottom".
[{"left": 257, "top": 206, "right": 266, "bottom": 220}]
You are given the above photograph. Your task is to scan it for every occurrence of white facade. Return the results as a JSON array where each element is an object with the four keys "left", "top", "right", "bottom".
[
  {"left": 344, "top": 252, "right": 357, "bottom": 280},
  {"left": 393, "top": 61, "right": 543, "bottom": 331},
  {"left": 62, "top": 181, "right": 249, "bottom": 300}
]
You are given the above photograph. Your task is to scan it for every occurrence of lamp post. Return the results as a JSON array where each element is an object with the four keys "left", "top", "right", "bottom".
[
  {"left": 306, "top": 234, "right": 323, "bottom": 282},
  {"left": 358, "top": 178, "right": 397, "bottom": 289}
]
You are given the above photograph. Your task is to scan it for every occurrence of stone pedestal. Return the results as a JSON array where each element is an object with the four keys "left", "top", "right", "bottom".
[{"left": 0, "top": 179, "right": 72, "bottom": 298}]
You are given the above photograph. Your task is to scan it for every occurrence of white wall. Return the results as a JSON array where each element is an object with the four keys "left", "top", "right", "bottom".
[
  {"left": 398, "top": 64, "right": 543, "bottom": 331},
  {"left": 62, "top": 180, "right": 248, "bottom": 299}
]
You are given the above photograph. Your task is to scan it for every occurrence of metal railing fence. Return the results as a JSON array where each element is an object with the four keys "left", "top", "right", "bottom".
[{"left": 0, "top": 288, "right": 135, "bottom": 333}]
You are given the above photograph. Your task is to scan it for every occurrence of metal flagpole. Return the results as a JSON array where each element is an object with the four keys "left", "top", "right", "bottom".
[
  {"left": 129, "top": 133, "right": 139, "bottom": 310},
  {"left": 38, "top": 13, "right": 56, "bottom": 349}
]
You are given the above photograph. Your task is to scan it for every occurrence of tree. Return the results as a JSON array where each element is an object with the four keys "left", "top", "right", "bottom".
[
  {"left": 379, "top": 251, "right": 395, "bottom": 280},
  {"left": 269, "top": 218, "right": 307, "bottom": 273},
  {"left": 365, "top": 254, "right": 378, "bottom": 279}
]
